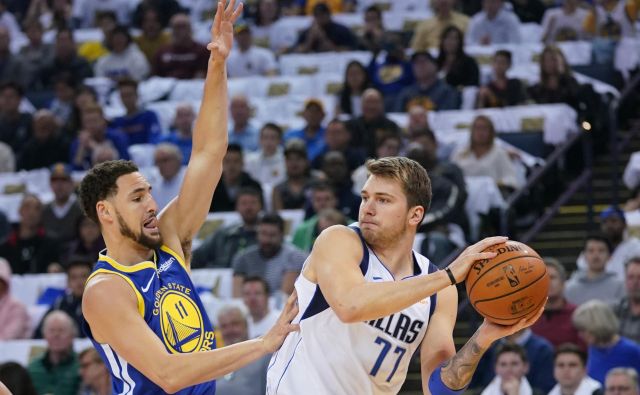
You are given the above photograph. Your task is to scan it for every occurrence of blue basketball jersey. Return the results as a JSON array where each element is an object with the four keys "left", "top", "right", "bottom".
[{"left": 84, "top": 245, "right": 216, "bottom": 395}]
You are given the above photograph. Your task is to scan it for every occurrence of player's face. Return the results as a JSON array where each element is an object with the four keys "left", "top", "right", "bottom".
[
  {"left": 242, "top": 281, "right": 268, "bottom": 316},
  {"left": 554, "top": 353, "right": 585, "bottom": 388},
  {"left": 495, "top": 352, "right": 528, "bottom": 381}
]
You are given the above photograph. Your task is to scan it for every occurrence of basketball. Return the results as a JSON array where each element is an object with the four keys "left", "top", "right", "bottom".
[{"left": 465, "top": 240, "right": 549, "bottom": 325}]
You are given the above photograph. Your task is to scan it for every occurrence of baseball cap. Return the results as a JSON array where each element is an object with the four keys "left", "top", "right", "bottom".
[
  {"left": 50, "top": 163, "right": 72, "bottom": 180},
  {"left": 234, "top": 20, "right": 251, "bottom": 34},
  {"left": 304, "top": 98, "right": 325, "bottom": 112},
  {"left": 600, "top": 205, "right": 626, "bottom": 222}
]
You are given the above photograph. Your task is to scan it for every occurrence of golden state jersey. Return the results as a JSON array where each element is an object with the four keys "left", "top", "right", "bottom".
[{"left": 83, "top": 245, "right": 216, "bottom": 394}]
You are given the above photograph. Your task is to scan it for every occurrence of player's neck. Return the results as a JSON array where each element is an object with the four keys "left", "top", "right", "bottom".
[
  {"left": 371, "top": 236, "right": 416, "bottom": 279},
  {"left": 103, "top": 237, "right": 154, "bottom": 266}
]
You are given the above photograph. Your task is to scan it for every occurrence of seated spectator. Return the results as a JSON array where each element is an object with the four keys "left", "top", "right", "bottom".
[
  {"left": 0, "top": 140, "right": 12, "bottom": 172},
  {"left": 351, "top": 133, "right": 402, "bottom": 194},
  {"left": 528, "top": 46, "right": 580, "bottom": 109},
  {"left": 283, "top": 99, "right": 326, "bottom": 162},
  {"left": 244, "top": 122, "right": 286, "bottom": 188},
  {"left": 316, "top": 151, "right": 360, "bottom": 220},
  {"left": 541, "top": 0, "right": 589, "bottom": 43},
  {"left": 61, "top": 85, "right": 98, "bottom": 139},
  {"left": 69, "top": 105, "right": 130, "bottom": 170},
  {"left": 153, "top": 13, "right": 209, "bottom": 79},
  {"left": 17, "top": 110, "right": 69, "bottom": 171},
  {"left": 292, "top": 181, "right": 341, "bottom": 249},
  {"left": 26, "top": 0, "right": 73, "bottom": 31},
  {"left": 193, "top": 187, "right": 262, "bottom": 269},
  {"left": 147, "top": 143, "right": 186, "bottom": 210},
  {"left": 0, "top": 194, "right": 60, "bottom": 274},
  {"left": 480, "top": 342, "right": 545, "bottom": 395},
  {"left": 583, "top": 0, "right": 637, "bottom": 63},
  {"left": 77, "top": 348, "right": 110, "bottom": 395},
  {"left": 0, "top": 257, "right": 30, "bottom": 340},
  {"left": 293, "top": 206, "right": 346, "bottom": 252},
  {"left": 272, "top": 140, "right": 314, "bottom": 211},
  {"left": 566, "top": 234, "right": 625, "bottom": 305},
  {"left": 357, "top": 5, "right": 385, "bottom": 53},
  {"left": 347, "top": 88, "right": 401, "bottom": 157},
  {"left": 367, "top": 33, "right": 414, "bottom": 110},
  {"left": 209, "top": 143, "right": 263, "bottom": 212},
  {"left": 229, "top": 95, "right": 259, "bottom": 152},
  {"left": 110, "top": 78, "right": 162, "bottom": 145},
  {"left": 64, "top": 216, "right": 105, "bottom": 265},
  {"left": 335, "top": 60, "right": 371, "bottom": 117},
  {"left": 76, "top": 11, "right": 116, "bottom": 63},
  {"left": 47, "top": 75, "right": 76, "bottom": 129},
  {"left": 437, "top": 26, "right": 480, "bottom": 88},
  {"left": 15, "top": 18, "right": 54, "bottom": 93},
  {"left": 572, "top": 300, "right": 640, "bottom": 385},
  {"left": 156, "top": 102, "right": 194, "bottom": 164},
  {"left": 611, "top": 257, "right": 640, "bottom": 344},
  {"left": 232, "top": 213, "right": 306, "bottom": 297},
  {"left": 242, "top": 276, "right": 280, "bottom": 338},
  {"left": 292, "top": 3, "right": 357, "bottom": 53},
  {"left": 549, "top": 343, "right": 602, "bottom": 395},
  {"left": 312, "top": 119, "right": 365, "bottom": 172},
  {"left": 510, "top": 0, "right": 546, "bottom": 23},
  {"left": 134, "top": 8, "right": 171, "bottom": 65},
  {"left": 476, "top": 49, "right": 529, "bottom": 108},
  {"left": 40, "top": 29, "right": 93, "bottom": 91},
  {"left": 0, "top": 82, "right": 32, "bottom": 157},
  {"left": 94, "top": 25, "right": 150, "bottom": 81},
  {"left": 251, "top": 0, "right": 280, "bottom": 50},
  {"left": 467, "top": 0, "right": 522, "bottom": 45},
  {"left": 604, "top": 368, "right": 639, "bottom": 395},
  {"left": 28, "top": 311, "right": 80, "bottom": 395},
  {"left": 411, "top": 0, "right": 470, "bottom": 51},
  {"left": 216, "top": 304, "right": 271, "bottom": 395},
  {"left": 227, "top": 21, "right": 277, "bottom": 78},
  {"left": 33, "top": 259, "right": 92, "bottom": 338},
  {"left": 90, "top": 143, "right": 119, "bottom": 165},
  {"left": 0, "top": 26, "right": 20, "bottom": 84},
  {"left": 41, "top": 163, "right": 83, "bottom": 248},
  {"left": 531, "top": 257, "right": 585, "bottom": 349},
  {"left": 396, "top": 51, "right": 460, "bottom": 113},
  {"left": 131, "top": 0, "right": 184, "bottom": 28},
  {"left": 452, "top": 115, "right": 520, "bottom": 192}
]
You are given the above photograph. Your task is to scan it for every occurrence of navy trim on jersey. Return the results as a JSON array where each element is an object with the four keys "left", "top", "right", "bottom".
[
  {"left": 349, "top": 225, "right": 370, "bottom": 275},
  {"left": 300, "top": 285, "right": 330, "bottom": 320},
  {"left": 428, "top": 262, "right": 438, "bottom": 318},
  {"left": 274, "top": 337, "right": 303, "bottom": 394}
]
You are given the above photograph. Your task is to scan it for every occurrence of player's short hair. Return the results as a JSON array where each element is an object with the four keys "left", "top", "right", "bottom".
[
  {"left": 495, "top": 342, "right": 528, "bottom": 364},
  {"left": 79, "top": 160, "right": 139, "bottom": 224},
  {"left": 554, "top": 343, "right": 587, "bottom": 366},
  {"left": 243, "top": 275, "right": 270, "bottom": 294},
  {"left": 365, "top": 156, "right": 432, "bottom": 212}
]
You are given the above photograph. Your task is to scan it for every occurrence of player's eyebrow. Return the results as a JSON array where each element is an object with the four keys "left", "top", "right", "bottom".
[
  {"left": 129, "top": 186, "right": 151, "bottom": 196},
  {"left": 372, "top": 192, "right": 394, "bottom": 198}
]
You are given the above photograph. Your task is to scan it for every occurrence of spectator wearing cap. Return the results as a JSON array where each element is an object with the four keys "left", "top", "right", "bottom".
[
  {"left": 395, "top": 51, "right": 460, "bottom": 113},
  {"left": 110, "top": 78, "right": 162, "bottom": 145},
  {"left": 229, "top": 95, "right": 260, "bottom": 152},
  {"left": 466, "top": 0, "right": 522, "bottom": 45},
  {"left": 576, "top": 206, "right": 640, "bottom": 280},
  {"left": 611, "top": 257, "right": 640, "bottom": 344},
  {"left": 272, "top": 139, "right": 314, "bottom": 211},
  {"left": 227, "top": 21, "right": 277, "bottom": 78},
  {"left": 283, "top": 99, "right": 326, "bottom": 162},
  {"left": 209, "top": 143, "right": 263, "bottom": 212},
  {"left": 153, "top": 13, "right": 209, "bottom": 79},
  {"left": 18, "top": 110, "right": 69, "bottom": 171},
  {"left": 411, "top": 0, "right": 470, "bottom": 51},
  {"left": 94, "top": 25, "right": 150, "bottom": 81},
  {"left": 41, "top": 163, "right": 83, "bottom": 249},
  {"left": 0, "top": 257, "right": 30, "bottom": 340},
  {"left": 0, "top": 82, "right": 32, "bottom": 157},
  {"left": 293, "top": 3, "right": 357, "bottom": 53}
]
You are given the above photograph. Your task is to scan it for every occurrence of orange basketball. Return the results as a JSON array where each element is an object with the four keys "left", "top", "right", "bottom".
[{"left": 465, "top": 240, "right": 549, "bottom": 325}]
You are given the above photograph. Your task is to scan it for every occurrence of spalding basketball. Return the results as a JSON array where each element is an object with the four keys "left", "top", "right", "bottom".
[{"left": 465, "top": 240, "right": 549, "bottom": 325}]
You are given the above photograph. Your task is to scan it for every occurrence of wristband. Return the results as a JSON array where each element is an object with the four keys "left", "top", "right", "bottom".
[
  {"left": 444, "top": 267, "right": 456, "bottom": 285},
  {"left": 428, "top": 366, "right": 467, "bottom": 395}
]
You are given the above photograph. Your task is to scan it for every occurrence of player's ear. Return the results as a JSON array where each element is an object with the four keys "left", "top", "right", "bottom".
[
  {"left": 96, "top": 201, "right": 112, "bottom": 224},
  {"left": 409, "top": 206, "right": 424, "bottom": 226}
]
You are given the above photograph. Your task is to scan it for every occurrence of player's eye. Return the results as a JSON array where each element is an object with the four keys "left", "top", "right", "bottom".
[{"left": 133, "top": 196, "right": 142, "bottom": 202}]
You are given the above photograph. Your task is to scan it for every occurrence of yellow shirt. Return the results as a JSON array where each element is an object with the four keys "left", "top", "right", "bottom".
[
  {"left": 583, "top": 0, "right": 637, "bottom": 35},
  {"left": 410, "top": 11, "right": 470, "bottom": 51},
  {"left": 304, "top": 0, "right": 346, "bottom": 15},
  {"left": 78, "top": 41, "right": 109, "bottom": 63},
  {"left": 135, "top": 32, "right": 171, "bottom": 64}
]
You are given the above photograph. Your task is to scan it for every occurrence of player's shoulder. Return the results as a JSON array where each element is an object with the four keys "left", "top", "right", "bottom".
[
  {"left": 314, "top": 224, "right": 361, "bottom": 247},
  {"left": 84, "top": 272, "right": 138, "bottom": 309}
]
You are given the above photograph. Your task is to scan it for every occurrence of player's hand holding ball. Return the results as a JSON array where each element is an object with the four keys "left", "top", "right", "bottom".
[{"left": 446, "top": 236, "right": 508, "bottom": 284}]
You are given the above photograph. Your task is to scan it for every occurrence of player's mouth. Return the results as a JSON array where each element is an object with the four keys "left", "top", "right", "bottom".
[
  {"left": 360, "top": 220, "right": 377, "bottom": 227},
  {"left": 143, "top": 216, "right": 158, "bottom": 231}
]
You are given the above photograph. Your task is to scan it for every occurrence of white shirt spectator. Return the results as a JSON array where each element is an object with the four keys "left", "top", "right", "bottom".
[
  {"left": 71, "top": 0, "right": 134, "bottom": 28},
  {"left": 466, "top": 8, "right": 522, "bottom": 45},
  {"left": 244, "top": 147, "right": 286, "bottom": 188},
  {"left": 548, "top": 376, "right": 601, "bottom": 395},
  {"left": 94, "top": 44, "right": 150, "bottom": 81},
  {"left": 452, "top": 144, "right": 521, "bottom": 189},
  {"left": 227, "top": 45, "right": 277, "bottom": 78},
  {"left": 541, "top": 6, "right": 589, "bottom": 43},
  {"left": 623, "top": 151, "right": 640, "bottom": 190},
  {"left": 247, "top": 309, "right": 280, "bottom": 339}
]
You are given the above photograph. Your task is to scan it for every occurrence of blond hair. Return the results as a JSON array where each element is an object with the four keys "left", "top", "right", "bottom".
[{"left": 572, "top": 300, "right": 619, "bottom": 344}]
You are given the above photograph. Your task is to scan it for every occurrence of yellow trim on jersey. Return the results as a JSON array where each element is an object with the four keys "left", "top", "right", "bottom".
[
  {"left": 160, "top": 245, "right": 187, "bottom": 270},
  {"left": 98, "top": 252, "right": 157, "bottom": 273},
  {"left": 87, "top": 269, "right": 146, "bottom": 318}
]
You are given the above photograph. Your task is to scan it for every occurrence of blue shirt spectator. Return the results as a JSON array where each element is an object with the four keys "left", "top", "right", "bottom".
[
  {"left": 111, "top": 79, "right": 162, "bottom": 145},
  {"left": 155, "top": 102, "right": 195, "bottom": 165},
  {"left": 367, "top": 35, "right": 414, "bottom": 111},
  {"left": 229, "top": 95, "right": 259, "bottom": 152},
  {"left": 283, "top": 99, "right": 326, "bottom": 162}
]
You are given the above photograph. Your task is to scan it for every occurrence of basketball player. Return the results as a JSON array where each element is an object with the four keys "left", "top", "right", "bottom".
[
  {"left": 79, "top": 2, "right": 298, "bottom": 394},
  {"left": 266, "top": 157, "right": 544, "bottom": 394}
]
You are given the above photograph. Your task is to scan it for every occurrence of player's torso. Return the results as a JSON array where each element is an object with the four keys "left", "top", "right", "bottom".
[{"left": 85, "top": 245, "right": 216, "bottom": 395}]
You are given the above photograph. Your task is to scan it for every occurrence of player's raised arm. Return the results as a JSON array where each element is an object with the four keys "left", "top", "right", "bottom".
[{"left": 160, "top": 0, "right": 243, "bottom": 255}]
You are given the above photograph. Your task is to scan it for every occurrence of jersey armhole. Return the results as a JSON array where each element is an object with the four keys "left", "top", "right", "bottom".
[
  {"left": 160, "top": 244, "right": 188, "bottom": 270},
  {"left": 87, "top": 269, "right": 146, "bottom": 318}
]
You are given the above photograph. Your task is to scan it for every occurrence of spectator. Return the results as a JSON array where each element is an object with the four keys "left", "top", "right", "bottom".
[
  {"left": 132, "top": 0, "right": 184, "bottom": 28},
  {"left": 347, "top": 88, "right": 401, "bottom": 157},
  {"left": 565, "top": 234, "right": 625, "bottom": 305},
  {"left": 156, "top": 102, "right": 194, "bottom": 164},
  {"left": 63, "top": 216, "right": 105, "bottom": 265},
  {"left": 272, "top": 139, "right": 313, "bottom": 211},
  {"left": 18, "top": 110, "right": 69, "bottom": 171},
  {"left": 77, "top": 348, "right": 110, "bottom": 395},
  {"left": 531, "top": 257, "right": 585, "bottom": 349},
  {"left": 25, "top": 0, "right": 73, "bottom": 31},
  {"left": 61, "top": 85, "right": 98, "bottom": 138},
  {"left": 437, "top": 25, "right": 480, "bottom": 88},
  {"left": 0, "top": 257, "right": 30, "bottom": 340},
  {"left": 153, "top": 13, "right": 209, "bottom": 79},
  {"left": 94, "top": 25, "right": 150, "bottom": 81},
  {"left": 510, "top": 0, "right": 546, "bottom": 23},
  {"left": 0, "top": 26, "right": 21, "bottom": 84},
  {"left": 0, "top": 82, "right": 32, "bottom": 156},
  {"left": 28, "top": 311, "right": 80, "bottom": 395},
  {"left": 611, "top": 257, "right": 640, "bottom": 343},
  {"left": 367, "top": 33, "right": 414, "bottom": 110},
  {"left": 411, "top": 0, "right": 470, "bottom": 51},
  {"left": 134, "top": 8, "right": 171, "bottom": 65},
  {"left": 147, "top": 143, "right": 186, "bottom": 210},
  {"left": 293, "top": 186, "right": 348, "bottom": 251},
  {"left": 583, "top": 0, "right": 637, "bottom": 41},
  {"left": 33, "top": 259, "right": 92, "bottom": 339},
  {"left": 40, "top": 28, "right": 93, "bottom": 91},
  {"left": 228, "top": 95, "right": 259, "bottom": 152},
  {"left": 541, "top": 0, "right": 589, "bottom": 43},
  {"left": 480, "top": 342, "right": 545, "bottom": 395},
  {"left": 90, "top": 144, "right": 119, "bottom": 165},
  {"left": 604, "top": 368, "right": 639, "bottom": 395},
  {"left": 335, "top": 60, "right": 371, "bottom": 117},
  {"left": 316, "top": 151, "right": 360, "bottom": 220},
  {"left": 244, "top": 122, "right": 286, "bottom": 188},
  {"left": 312, "top": 119, "right": 366, "bottom": 172},
  {"left": 467, "top": 0, "right": 522, "bottom": 45},
  {"left": 293, "top": 3, "right": 357, "bottom": 53},
  {"left": 15, "top": 18, "right": 54, "bottom": 92},
  {"left": 110, "top": 78, "right": 162, "bottom": 145},
  {"left": 76, "top": 11, "right": 116, "bottom": 63},
  {"left": 251, "top": 0, "right": 280, "bottom": 50},
  {"left": 71, "top": 0, "right": 132, "bottom": 27},
  {"left": 41, "top": 163, "right": 83, "bottom": 247},
  {"left": 0, "top": 194, "right": 60, "bottom": 274},
  {"left": 283, "top": 99, "right": 326, "bottom": 162},
  {"left": 572, "top": 300, "right": 640, "bottom": 385},
  {"left": 0, "top": 362, "right": 38, "bottom": 395},
  {"left": 528, "top": 45, "right": 580, "bottom": 109},
  {"left": 193, "top": 187, "right": 262, "bottom": 268},
  {"left": 476, "top": 49, "right": 529, "bottom": 108},
  {"left": 209, "top": 143, "right": 263, "bottom": 212},
  {"left": 232, "top": 213, "right": 306, "bottom": 297},
  {"left": 227, "top": 21, "right": 277, "bottom": 77},
  {"left": 69, "top": 105, "right": 130, "bottom": 170},
  {"left": 216, "top": 304, "right": 270, "bottom": 395},
  {"left": 242, "top": 276, "right": 280, "bottom": 338},
  {"left": 452, "top": 115, "right": 520, "bottom": 191},
  {"left": 47, "top": 75, "right": 76, "bottom": 127},
  {"left": 357, "top": 5, "right": 385, "bottom": 53},
  {"left": 549, "top": 343, "right": 602, "bottom": 395},
  {"left": 0, "top": 140, "right": 12, "bottom": 172},
  {"left": 396, "top": 51, "right": 460, "bottom": 113},
  {"left": 351, "top": 133, "right": 402, "bottom": 194}
]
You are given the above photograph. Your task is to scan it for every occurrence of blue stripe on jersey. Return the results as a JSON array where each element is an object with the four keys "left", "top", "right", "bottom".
[
  {"left": 428, "top": 262, "right": 438, "bottom": 318},
  {"left": 349, "top": 225, "right": 370, "bottom": 275},
  {"left": 275, "top": 337, "right": 303, "bottom": 393}
]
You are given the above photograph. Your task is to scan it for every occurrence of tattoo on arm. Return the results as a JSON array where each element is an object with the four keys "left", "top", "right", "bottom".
[{"left": 440, "top": 331, "right": 487, "bottom": 390}]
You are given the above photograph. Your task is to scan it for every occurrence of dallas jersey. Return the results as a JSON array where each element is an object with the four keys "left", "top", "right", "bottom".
[
  {"left": 84, "top": 245, "right": 216, "bottom": 395},
  {"left": 266, "top": 226, "right": 438, "bottom": 394}
]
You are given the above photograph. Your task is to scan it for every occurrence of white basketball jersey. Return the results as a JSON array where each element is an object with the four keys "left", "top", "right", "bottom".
[{"left": 266, "top": 226, "right": 439, "bottom": 395}]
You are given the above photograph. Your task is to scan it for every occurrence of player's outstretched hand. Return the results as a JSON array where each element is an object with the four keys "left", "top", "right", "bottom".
[
  {"left": 477, "top": 302, "right": 546, "bottom": 346},
  {"left": 207, "top": 0, "right": 243, "bottom": 62},
  {"left": 261, "top": 291, "right": 300, "bottom": 353},
  {"left": 447, "top": 236, "right": 508, "bottom": 284}
]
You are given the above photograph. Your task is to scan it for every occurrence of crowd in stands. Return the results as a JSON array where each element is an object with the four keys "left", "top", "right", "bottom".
[{"left": 0, "top": 0, "right": 639, "bottom": 393}]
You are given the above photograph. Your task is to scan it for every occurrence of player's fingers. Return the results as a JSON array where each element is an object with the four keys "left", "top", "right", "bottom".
[
  {"left": 212, "top": 1, "right": 223, "bottom": 33},
  {"left": 477, "top": 236, "right": 508, "bottom": 249},
  {"left": 287, "top": 323, "right": 301, "bottom": 332},
  {"left": 225, "top": 0, "right": 236, "bottom": 19},
  {"left": 468, "top": 251, "right": 497, "bottom": 261},
  {"left": 231, "top": 2, "right": 244, "bottom": 23}
]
